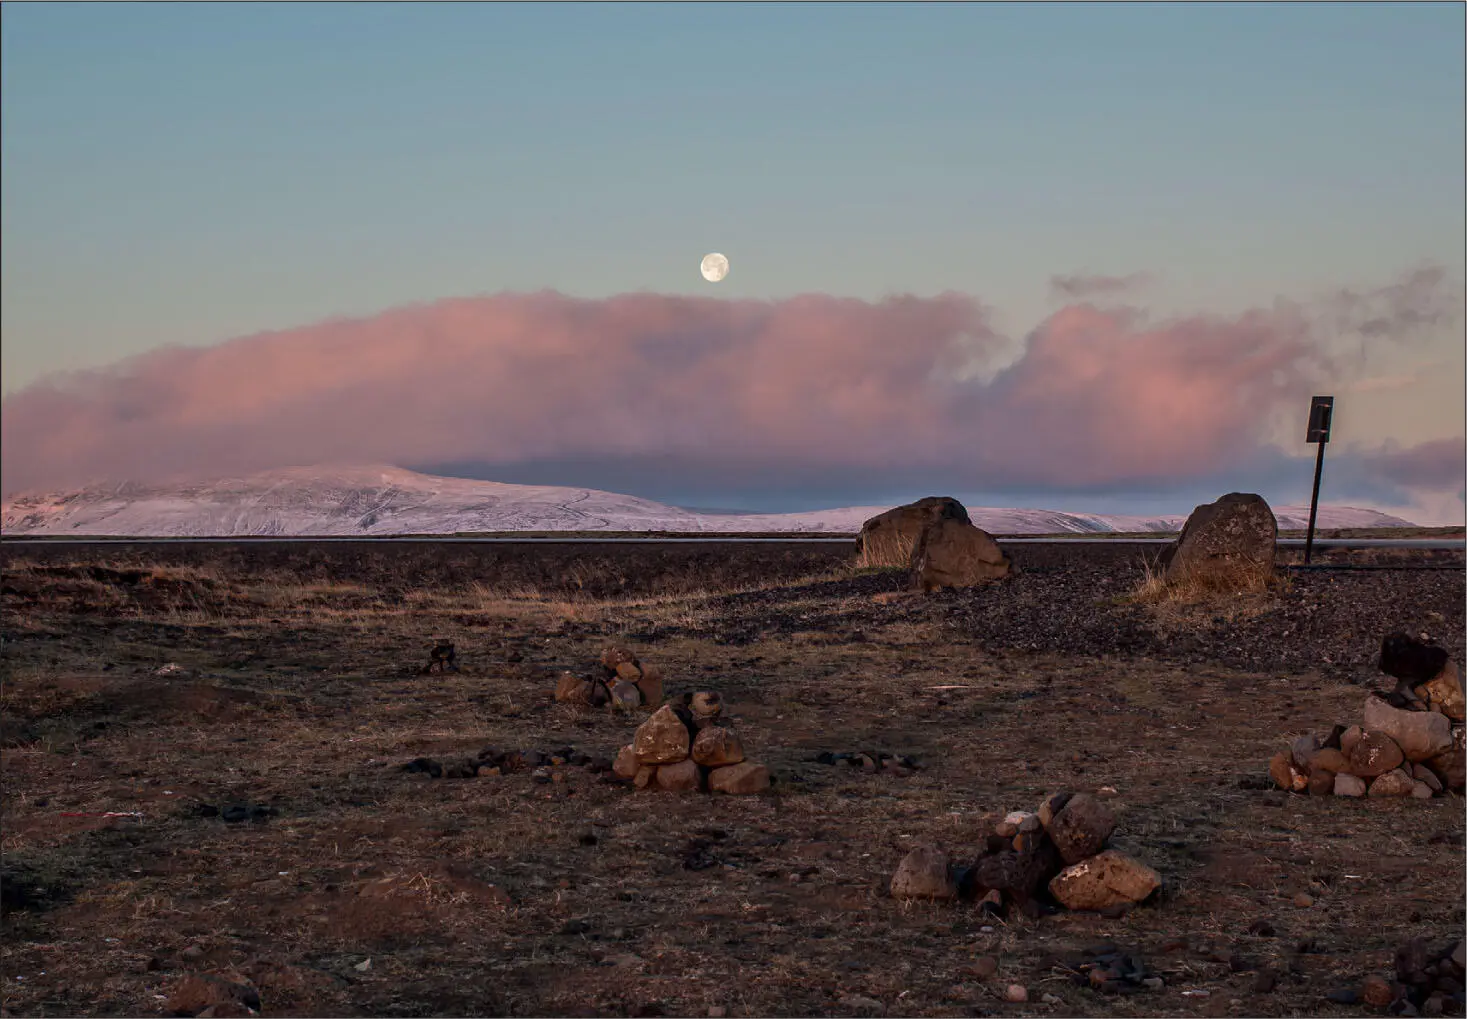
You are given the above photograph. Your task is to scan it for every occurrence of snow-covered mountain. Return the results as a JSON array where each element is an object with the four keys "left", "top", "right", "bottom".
[{"left": 0, "top": 465, "right": 1417, "bottom": 537}]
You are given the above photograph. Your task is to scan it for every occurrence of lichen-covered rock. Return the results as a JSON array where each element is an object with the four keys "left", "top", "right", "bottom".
[
  {"left": 1367, "top": 768, "right": 1416, "bottom": 797},
  {"left": 708, "top": 761, "right": 770, "bottom": 795},
  {"left": 911, "top": 518, "right": 1013, "bottom": 592},
  {"left": 691, "top": 725, "right": 745, "bottom": 767},
  {"left": 1044, "top": 793, "right": 1116, "bottom": 864},
  {"left": 655, "top": 758, "right": 703, "bottom": 792},
  {"left": 633, "top": 705, "right": 693, "bottom": 765},
  {"left": 1348, "top": 730, "right": 1406, "bottom": 778},
  {"left": 1362, "top": 695, "right": 1453, "bottom": 762},
  {"left": 889, "top": 845, "right": 957, "bottom": 901},
  {"left": 857, "top": 496, "right": 971, "bottom": 568},
  {"left": 1048, "top": 850, "right": 1161, "bottom": 911},
  {"left": 1414, "top": 660, "right": 1465, "bottom": 722},
  {"left": 1157, "top": 492, "right": 1277, "bottom": 589}
]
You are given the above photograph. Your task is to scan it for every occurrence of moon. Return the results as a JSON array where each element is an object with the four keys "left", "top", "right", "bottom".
[{"left": 700, "top": 252, "right": 729, "bottom": 283}]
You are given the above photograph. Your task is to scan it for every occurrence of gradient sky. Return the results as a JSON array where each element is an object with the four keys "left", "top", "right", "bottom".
[{"left": 2, "top": 2, "right": 1464, "bottom": 519}]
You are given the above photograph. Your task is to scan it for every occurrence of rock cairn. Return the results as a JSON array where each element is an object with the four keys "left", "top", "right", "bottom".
[
  {"left": 553, "top": 644, "right": 664, "bottom": 712},
  {"left": 612, "top": 693, "right": 770, "bottom": 795},
  {"left": 889, "top": 791, "right": 1161, "bottom": 916},
  {"left": 1269, "top": 636, "right": 1465, "bottom": 798}
]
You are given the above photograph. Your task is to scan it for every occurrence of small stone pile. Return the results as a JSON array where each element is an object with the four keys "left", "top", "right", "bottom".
[
  {"left": 611, "top": 693, "right": 770, "bottom": 795},
  {"left": 402, "top": 745, "right": 613, "bottom": 780},
  {"left": 1343, "top": 938, "right": 1465, "bottom": 1016},
  {"left": 889, "top": 791, "right": 1161, "bottom": 916},
  {"left": 554, "top": 644, "right": 664, "bottom": 712},
  {"left": 807, "top": 750, "right": 922, "bottom": 775},
  {"left": 1269, "top": 635, "right": 1465, "bottom": 799}
]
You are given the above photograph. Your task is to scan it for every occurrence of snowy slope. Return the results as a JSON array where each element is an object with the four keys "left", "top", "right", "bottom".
[{"left": 0, "top": 465, "right": 1417, "bottom": 536}]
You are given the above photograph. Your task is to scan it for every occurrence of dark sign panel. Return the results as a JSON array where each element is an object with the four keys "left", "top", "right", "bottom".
[{"left": 1307, "top": 396, "right": 1334, "bottom": 444}]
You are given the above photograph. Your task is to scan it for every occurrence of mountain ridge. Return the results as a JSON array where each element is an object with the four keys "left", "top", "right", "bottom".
[{"left": 0, "top": 465, "right": 1418, "bottom": 537}]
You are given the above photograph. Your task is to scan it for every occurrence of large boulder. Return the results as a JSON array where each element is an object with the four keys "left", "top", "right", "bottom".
[
  {"left": 911, "top": 518, "right": 1013, "bottom": 592},
  {"left": 1157, "top": 492, "right": 1277, "bottom": 590},
  {"left": 1362, "top": 695, "right": 1453, "bottom": 762},
  {"left": 857, "top": 497, "right": 971, "bottom": 568}
]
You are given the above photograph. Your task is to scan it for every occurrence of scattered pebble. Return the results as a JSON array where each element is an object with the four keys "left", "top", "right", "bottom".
[{"left": 1004, "top": 984, "right": 1028, "bottom": 1003}]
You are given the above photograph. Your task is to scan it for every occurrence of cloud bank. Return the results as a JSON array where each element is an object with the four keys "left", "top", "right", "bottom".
[{"left": 2, "top": 269, "right": 1461, "bottom": 519}]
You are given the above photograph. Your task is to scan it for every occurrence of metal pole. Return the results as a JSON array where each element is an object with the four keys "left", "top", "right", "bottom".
[{"left": 1304, "top": 439, "right": 1327, "bottom": 564}]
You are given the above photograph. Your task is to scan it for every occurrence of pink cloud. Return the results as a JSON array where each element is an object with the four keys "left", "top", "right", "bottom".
[{"left": 1, "top": 272, "right": 1459, "bottom": 500}]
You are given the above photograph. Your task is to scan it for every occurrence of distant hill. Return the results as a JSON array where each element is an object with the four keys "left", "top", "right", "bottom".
[{"left": 0, "top": 465, "right": 1417, "bottom": 537}]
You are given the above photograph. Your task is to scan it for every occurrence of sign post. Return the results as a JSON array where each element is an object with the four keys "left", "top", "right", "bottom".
[{"left": 1304, "top": 396, "right": 1334, "bottom": 565}]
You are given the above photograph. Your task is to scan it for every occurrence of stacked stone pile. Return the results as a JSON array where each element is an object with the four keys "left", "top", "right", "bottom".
[
  {"left": 889, "top": 791, "right": 1161, "bottom": 916},
  {"left": 553, "top": 644, "right": 664, "bottom": 712},
  {"left": 1269, "top": 635, "right": 1464, "bottom": 798},
  {"left": 611, "top": 692, "right": 770, "bottom": 795}
]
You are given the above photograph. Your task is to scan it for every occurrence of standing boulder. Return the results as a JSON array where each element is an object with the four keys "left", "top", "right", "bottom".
[
  {"left": 1157, "top": 492, "right": 1277, "bottom": 590},
  {"left": 911, "top": 518, "right": 1013, "bottom": 592},
  {"left": 857, "top": 497, "right": 971, "bottom": 568}
]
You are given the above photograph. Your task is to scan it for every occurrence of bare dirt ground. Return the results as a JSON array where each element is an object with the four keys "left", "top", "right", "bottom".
[{"left": 1, "top": 540, "right": 1463, "bottom": 1018}]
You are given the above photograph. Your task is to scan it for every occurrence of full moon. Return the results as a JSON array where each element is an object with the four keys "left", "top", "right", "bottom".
[{"left": 700, "top": 252, "right": 730, "bottom": 283}]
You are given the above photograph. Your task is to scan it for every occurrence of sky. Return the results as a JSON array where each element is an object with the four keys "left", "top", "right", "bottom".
[{"left": 2, "top": 2, "right": 1464, "bottom": 521}]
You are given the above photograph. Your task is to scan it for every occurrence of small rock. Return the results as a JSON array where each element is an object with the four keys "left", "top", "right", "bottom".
[
  {"left": 889, "top": 845, "right": 957, "bottom": 901},
  {"left": 635, "top": 664, "right": 664, "bottom": 707},
  {"left": 1307, "top": 747, "right": 1352, "bottom": 774},
  {"left": 353, "top": 958, "right": 371, "bottom": 972},
  {"left": 633, "top": 765, "right": 657, "bottom": 790},
  {"left": 601, "top": 644, "right": 637, "bottom": 670},
  {"left": 1326, "top": 988, "right": 1360, "bottom": 1005},
  {"left": 1048, "top": 850, "right": 1160, "bottom": 911},
  {"left": 633, "top": 705, "right": 693, "bottom": 765},
  {"left": 1045, "top": 792, "right": 1116, "bottom": 864},
  {"left": 1412, "top": 764, "right": 1444, "bottom": 793},
  {"left": 1411, "top": 780, "right": 1435, "bottom": 799},
  {"left": 554, "top": 672, "right": 591, "bottom": 705},
  {"left": 1307, "top": 769, "right": 1337, "bottom": 796},
  {"left": 1037, "top": 791, "right": 1073, "bottom": 828},
  {"left": 1004, "top": 984, "right": 1028, "bottom": 1003},
  {"left": 1363, "top": 975, "right": 1394, "bottom": 1007},
  {"left": 1350, "top": 730, "right": 1407, "bottom": 778},
  {"left": 1414, "top": 659, "right": 1465, "bottom": 721},
  {"left": 1293, "top": 892, "right": 1313, "bottom": 908},
  {"left": 1368, "top": 768, "right": 1417, "bottom": 797},
  {"left": 655, "top": 758, "right": 703, "bottom": 793},
  {"left": 973, "top": 956, "right": 998, "bottom": 979},
  {"left": 609, "top": 681, "right": 643, "bottom": 711},
  {"left": 1253, "top": 971, "right": 1278, "bottom": 994},
  {"left": 613, "top": 745, "right": 640, "bottom": 780},
  {"left": 1334, "top": 773, "right": 1368, "bottom": 797},
  {"left": 1426, "top": 746, "right": 1465, "bottom": 791},
  {"left": 1290, "top": 733, "right": 1321, "bottom": 769},
  {"left": 1041, "top": 992, "right": 1063, "bottom": 1005},
  {"left": 708, "top": 761, "right": 770, "bottom": 795},
  {"left": 615, "top": 660, "right": 643, "bottom": 682},
  {"left": 531, "top": 767, "right": 552, "bottom": 784},
  {"left": 691, "top": 726, "right": 745, "bottom": 767},
  {"left": 1142, "top": 977, "right": 1165, "bottom": 990},
  {"left": 688, "top": 691, "right": 723, "bottom": 728}
]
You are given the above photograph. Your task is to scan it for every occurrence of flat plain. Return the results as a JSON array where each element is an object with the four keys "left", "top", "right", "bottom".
[{"left": 1, "top": 539, "right": 1463, "bottom": 1018}]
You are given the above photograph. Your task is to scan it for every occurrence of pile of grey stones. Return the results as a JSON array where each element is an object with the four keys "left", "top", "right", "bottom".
[
  {"left": 554, "top": 644, "right": 664, "bottom": 712},
  {"left": 611, "top": 691, "right": 771, "bottom": 795},
  {"left": 1270, "top": 635, "right": 1465, "bottom": 799},
  {"left": 889, "top": 790, "right": 1161, "bottom": 916}
]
